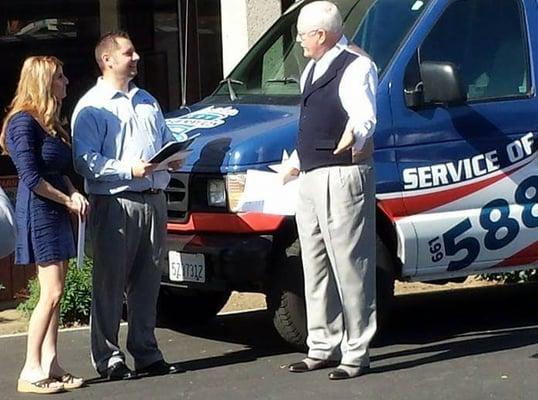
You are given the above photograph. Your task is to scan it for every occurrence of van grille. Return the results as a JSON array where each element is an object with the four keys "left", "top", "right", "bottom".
[{"left": 166, "top": 173, "right": 189, "bottom": 222}]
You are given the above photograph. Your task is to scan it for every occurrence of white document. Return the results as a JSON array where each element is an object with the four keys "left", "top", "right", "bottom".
[
  {"left": 149, "top": 133, "right": 200, "bottom": 171},
  {"left": 236, "top": 170, "right": 299, "bottom": 215},
  {"left": 152, "top": 149, "right": 192, "bottom": 171},
  {"left": 76, "top": 215, "right": 85, "bottom": 269}
]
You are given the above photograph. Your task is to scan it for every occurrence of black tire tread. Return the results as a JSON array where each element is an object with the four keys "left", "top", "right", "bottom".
[
  {"left": 267, "top": 238, "right": 307, "bottom": 350},
  {"left": 272, "top": 290, "right": 306, "bottom": 347}
]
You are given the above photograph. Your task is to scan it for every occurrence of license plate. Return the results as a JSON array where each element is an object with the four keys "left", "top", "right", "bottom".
[{"left": 168, "top": 251, "right": 206, "bottom": 283}]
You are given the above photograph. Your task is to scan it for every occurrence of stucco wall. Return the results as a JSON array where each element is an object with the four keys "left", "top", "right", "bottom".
[{"left": 221, "top": 0, "right": 283, "bottom": 76}]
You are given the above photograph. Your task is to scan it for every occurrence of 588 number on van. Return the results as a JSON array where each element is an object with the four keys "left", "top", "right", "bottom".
[{"left": 428, "top": 176, "right": 538, "bottom": 271}]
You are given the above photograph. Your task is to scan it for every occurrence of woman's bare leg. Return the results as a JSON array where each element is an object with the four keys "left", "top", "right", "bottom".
[
  {"left": 19, "top": 261, "right": 65, "bottom": 382},
  {"left": 41, "top": 260, "right": 68, "bottom": 377}
]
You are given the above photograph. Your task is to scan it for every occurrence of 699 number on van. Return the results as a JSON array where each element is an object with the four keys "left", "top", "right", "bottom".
[{"left": 428, "top": 175, "right": 538, "bottom": 271}]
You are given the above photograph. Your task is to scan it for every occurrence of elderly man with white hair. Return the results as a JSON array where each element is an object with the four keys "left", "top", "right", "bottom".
[{"left": 284, "top": 1, "right": 378, "bottom": 380}]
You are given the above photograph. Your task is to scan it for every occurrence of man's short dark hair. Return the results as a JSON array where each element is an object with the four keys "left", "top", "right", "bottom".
[{"left": 94, "top": 31, "right": 131, "bottom": 70}]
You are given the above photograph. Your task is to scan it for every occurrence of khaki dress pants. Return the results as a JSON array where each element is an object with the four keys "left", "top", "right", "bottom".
[{"left": 295, "top": 160, "right": 376, "bottom": 366}]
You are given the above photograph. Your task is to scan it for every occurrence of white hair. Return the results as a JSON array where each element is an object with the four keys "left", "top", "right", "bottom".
[{"left": 297, "top": 1, "right": 343, "bottom": 34}]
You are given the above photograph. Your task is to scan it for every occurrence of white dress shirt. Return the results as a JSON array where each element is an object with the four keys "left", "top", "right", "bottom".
[{"left": 289, "top": 35, "right": 378, "bottom": 170}]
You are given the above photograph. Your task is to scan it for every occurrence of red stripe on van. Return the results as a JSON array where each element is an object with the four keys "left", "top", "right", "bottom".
[
  {"left": 394, "top": 164, "right": 526, "bottom": 218},
  {"left": 494, "top": 241, "right": 538, "bottom": 268},
  {"left": 167, "top": 212, "right": 286, "bottom": 233}
]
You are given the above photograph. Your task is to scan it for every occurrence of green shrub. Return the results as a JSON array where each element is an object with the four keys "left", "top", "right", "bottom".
[
  {"left": 18, "top": 257, "right": 93, "bottom": 327},
  {"left": 480, "top": 269, "right": 538, "bottom": 284}
]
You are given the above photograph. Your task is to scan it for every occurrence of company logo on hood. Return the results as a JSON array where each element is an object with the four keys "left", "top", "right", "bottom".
[{"left": 166, "top": 106, "right": 239, "bottom": 137}]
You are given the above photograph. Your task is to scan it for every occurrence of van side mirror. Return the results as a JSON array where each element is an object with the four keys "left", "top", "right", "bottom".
[
  {"left": 404, "top": 60, "right": 467, "bottom": 108},
  {"left": 420, "top": 61, "right": 466, "bottom": 105}
]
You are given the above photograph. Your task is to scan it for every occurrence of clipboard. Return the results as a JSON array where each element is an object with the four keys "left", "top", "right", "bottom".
[{"left": 149, "top": 133, "right": 200, "bottom": 164}]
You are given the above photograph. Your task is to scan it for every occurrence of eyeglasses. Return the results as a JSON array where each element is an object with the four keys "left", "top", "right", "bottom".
[{"left": 296, "top": 29, "right": 319, "bottom": 41}]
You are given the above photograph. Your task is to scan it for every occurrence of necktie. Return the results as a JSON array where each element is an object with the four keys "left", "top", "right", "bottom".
[{"left": 305, "top": 62, "right": 316, "bottom": 90}]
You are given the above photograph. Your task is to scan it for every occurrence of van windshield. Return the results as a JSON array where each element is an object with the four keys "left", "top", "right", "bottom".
[{"left": 210, "top": 0, "right": 430, "bottom": 103}]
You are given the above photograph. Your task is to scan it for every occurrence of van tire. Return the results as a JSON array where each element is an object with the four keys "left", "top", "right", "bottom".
[
  {"left": 375, "top": 236, "right": 395, "bottom": 330},
  {"left": 268, "top": 235, "right": 395, "bottom": 349},
  {"left": 157, "top": 287, "right": 231, "bottom": 326},
  {"left": 267, "top": 239, "right": 307, "bottom": 350}
]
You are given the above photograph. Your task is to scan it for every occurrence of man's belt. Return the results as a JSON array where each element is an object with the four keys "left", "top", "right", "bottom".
[{"left": 120, "top": 188, "right": 163, "bottom": 195}]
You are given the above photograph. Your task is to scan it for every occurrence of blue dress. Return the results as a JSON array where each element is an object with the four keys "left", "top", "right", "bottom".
[{"left": 6, "top": 112, "right": 76, "bottom": 265}]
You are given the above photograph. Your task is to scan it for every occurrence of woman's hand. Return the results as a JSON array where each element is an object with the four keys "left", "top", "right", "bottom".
[{"left": 66, "top": 192, "right": 90, "bottom": 221}]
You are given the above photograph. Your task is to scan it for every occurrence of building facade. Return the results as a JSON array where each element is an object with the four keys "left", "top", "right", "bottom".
[{"left": 0, "top": 0, "right": 294, "bottom": 299}]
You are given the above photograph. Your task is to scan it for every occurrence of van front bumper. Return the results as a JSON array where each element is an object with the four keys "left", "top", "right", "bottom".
[{"left": 161, "top": 233, "right": 273, "bottom": 291}]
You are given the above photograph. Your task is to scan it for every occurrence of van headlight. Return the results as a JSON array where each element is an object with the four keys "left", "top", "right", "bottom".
[
  {"left": 207, "top": 179, "right": 226, "bottom": 207},
  {"left": 206, "top": 174, "right": 247, "bottom": 211},
  {"left": 225, "top": 173, "right": 246, "bottom": 212}
]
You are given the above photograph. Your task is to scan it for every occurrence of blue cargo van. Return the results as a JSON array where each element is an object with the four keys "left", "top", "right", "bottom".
[{"left": 158, "top": 0, "right": 538, "bottom": 347}]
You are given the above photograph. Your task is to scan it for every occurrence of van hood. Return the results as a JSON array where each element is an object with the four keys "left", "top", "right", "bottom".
[{"left": 165, "top": 103, "right": 299, "bottom": 173}]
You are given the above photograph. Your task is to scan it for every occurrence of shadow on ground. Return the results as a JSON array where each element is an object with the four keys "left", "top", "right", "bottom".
[
  {"left": 367, "top": 281, "right": 538, "bottom": 373},
  {"left": 159, "top": 282, "right": 538, "bottom": 373},
  {"left": 160, "top": 309, "right": 291, "bottom": 371},
  {"left": 382, "top": 281, "right": 538, "bottom": 344}
]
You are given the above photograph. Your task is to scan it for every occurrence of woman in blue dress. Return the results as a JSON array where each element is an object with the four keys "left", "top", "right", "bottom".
[{"left": 0, "top": 56, "right": 89, "bottom": 394}]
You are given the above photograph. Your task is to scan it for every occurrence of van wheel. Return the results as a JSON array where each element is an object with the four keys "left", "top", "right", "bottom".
[
  {"left": 157, "top": 287, "right": 231, "bottom": 326},
  {"left": 376, "top": 236, "right": 395, "bottom": 329},
  {"left": 267, "top": 239, "right": 307, "bottom": 350},
  {"left": 268, "top": 236, "right": 395, "bottom": 349}
]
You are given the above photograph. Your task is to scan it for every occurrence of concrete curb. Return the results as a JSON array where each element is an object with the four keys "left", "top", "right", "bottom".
[{"left": 0, "top": 307, "right": 267, "bottom": 339}]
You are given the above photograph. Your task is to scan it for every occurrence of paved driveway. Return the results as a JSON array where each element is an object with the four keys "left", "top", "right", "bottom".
[{"left": 1, "top": 283, "right": 538, "bottom": 400}]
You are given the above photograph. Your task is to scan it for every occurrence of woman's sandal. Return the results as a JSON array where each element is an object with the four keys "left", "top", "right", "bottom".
[
  {"left": 17, "top": 377, "right": 65, "bottom": 394},
  {"left": 51, "top": 373, "right": 85, "bottom": 389}
]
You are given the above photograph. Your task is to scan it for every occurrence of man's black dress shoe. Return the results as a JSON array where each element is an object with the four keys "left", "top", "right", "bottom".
[
  {"left": 289, "top": 358, "right": 338, "bottom": 373},
  {"left": 101, "top": 363, "right": 137, "bottom": 381},
  {"left": 328, "top": 365, "right": 369, "bottom": 380},
  {"left": 136, "top": 360, "right": 185, "bottom": 376}
]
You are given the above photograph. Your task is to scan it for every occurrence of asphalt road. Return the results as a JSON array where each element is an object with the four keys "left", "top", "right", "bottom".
[{"left": 1, "top": 283, "right": 538, "bottom": 400}]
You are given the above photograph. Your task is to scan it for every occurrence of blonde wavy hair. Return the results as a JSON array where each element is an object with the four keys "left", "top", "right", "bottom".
[{"left": 0, "top": 56, "right": 69, "bottom": 155}]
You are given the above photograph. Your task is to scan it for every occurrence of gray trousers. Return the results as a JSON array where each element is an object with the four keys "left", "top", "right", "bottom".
[
  {"left": 295, "top": 160, "right": 376, "bottom": 366},
  {"left": 89, "top": 191, "right": 167, "bottom": 372}
]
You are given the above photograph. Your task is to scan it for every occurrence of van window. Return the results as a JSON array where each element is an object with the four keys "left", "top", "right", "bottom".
[
  {"left": 211, "top": 0, "right": 429, "bottom": 103},
  {"left": 352, "top": 0, "right": 431, "bottom": 75},
  {"left": 420, "top": 0, "right": 530, "bottom": 101}
]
